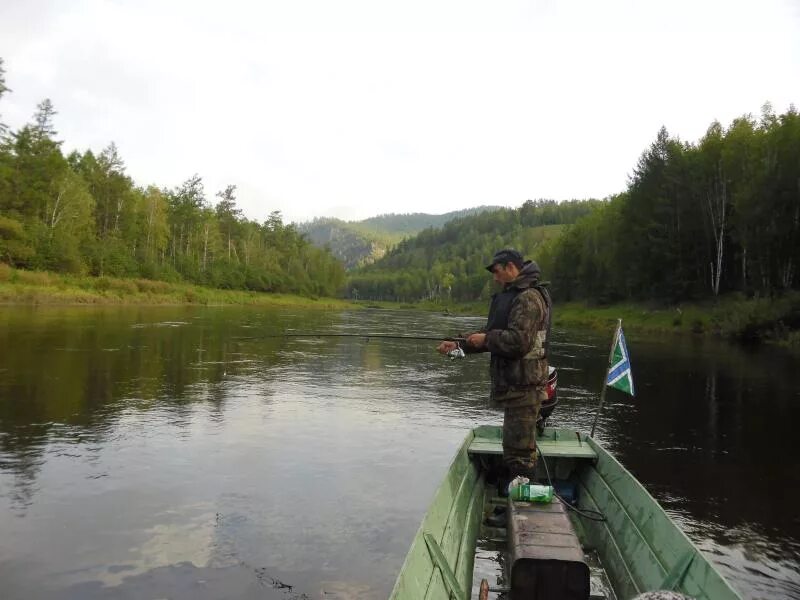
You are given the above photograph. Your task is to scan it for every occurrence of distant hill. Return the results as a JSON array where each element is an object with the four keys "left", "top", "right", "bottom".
[
  {"left": 297, "top": 217, "right": 393, "bottom": 269},
  {"left": 359, "top": 207, "right": 503, "bottom": 236},
  {"left": 297, "top": 206, "right": 502, "bottom": 269},
  {"left": 347, "top": 199, "right": 603, "bottom": 302}
]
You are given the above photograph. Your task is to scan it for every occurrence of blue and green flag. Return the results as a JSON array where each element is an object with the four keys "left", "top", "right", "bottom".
[{"left": 606, "top": 325, "right": 634, "bottom": 396}]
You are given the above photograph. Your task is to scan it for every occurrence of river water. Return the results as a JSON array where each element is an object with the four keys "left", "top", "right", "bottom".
[{"left": 0, "top": 305, "right": 798, "bottom": 599}]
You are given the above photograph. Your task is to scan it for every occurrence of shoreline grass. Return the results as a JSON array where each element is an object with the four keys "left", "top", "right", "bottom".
[
  {"left": 363, "top": 293, "right": 800, "bottom": 347},
  {"left": 0, "top": 265, "right": 354, "bottom": 310},
  {"left": 557, "top": 294, "right": 800, "bottom": 346},
  {"left": 2, "top": 266, "right": 797, "bottom": 347}
]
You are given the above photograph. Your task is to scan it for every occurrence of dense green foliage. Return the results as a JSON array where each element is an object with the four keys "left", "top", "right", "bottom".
[
  {"left": 542, "top": 104, "right": 800, "bottom": 303},
  {"left": 348, "top": 200, "right": 599, "bottom": 301},
  {"left": 348, "top": 105, "right": 800, "bottom": 309},
  {"left": 0, "top": 60, "right": 345, "bottom": 297}
]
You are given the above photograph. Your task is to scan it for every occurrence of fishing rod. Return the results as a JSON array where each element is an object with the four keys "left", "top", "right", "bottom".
[
  {"left": 234, "top": 332, "right": 467, "bottom": 342},
  {"left": 233, "top": 332, "right": 468, "bottom": 358}
]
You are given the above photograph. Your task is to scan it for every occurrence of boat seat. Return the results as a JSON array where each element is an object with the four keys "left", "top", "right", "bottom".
[
  {"left": 508, "top": 496, "right": 590, "bottom": 599},
  {"left": 468, "top": 427, "right": 598, "bottom": 461}
]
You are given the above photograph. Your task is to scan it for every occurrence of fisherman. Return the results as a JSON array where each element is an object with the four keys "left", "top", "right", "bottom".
[{"left": 437, "top": 249, "right": 552, "bottom": 491}]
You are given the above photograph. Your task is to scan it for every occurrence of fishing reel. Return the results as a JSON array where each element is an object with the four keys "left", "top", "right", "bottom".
[{"left": 447, "top": 345, "right": 466, "bottom": 360}]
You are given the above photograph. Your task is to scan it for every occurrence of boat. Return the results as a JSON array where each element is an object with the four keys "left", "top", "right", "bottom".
[{"left": 389, "top": 421, "right": 740, "bottom": 599}]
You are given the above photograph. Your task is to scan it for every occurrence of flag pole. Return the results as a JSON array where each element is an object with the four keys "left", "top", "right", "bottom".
[{"left": 590, "top": 319, "right": 622, "bottom": 438}]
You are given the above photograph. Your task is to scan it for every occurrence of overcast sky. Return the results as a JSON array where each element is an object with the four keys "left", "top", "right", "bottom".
[{"left": 2, "top": 0, "right": 799, "bottom": 224}]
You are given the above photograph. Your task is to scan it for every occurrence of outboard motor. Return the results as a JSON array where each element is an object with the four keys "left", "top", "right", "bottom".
[{"left": 537, "top": 366, "right": 558, "bottom": 433}]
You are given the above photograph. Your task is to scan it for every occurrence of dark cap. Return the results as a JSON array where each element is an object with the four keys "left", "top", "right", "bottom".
[{"left": 485, "top": 248, "right": 524, "bottom": 272}]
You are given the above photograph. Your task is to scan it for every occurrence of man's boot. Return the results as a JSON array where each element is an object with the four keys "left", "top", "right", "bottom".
[{"left": 484, "top": 504, "right": 507, "bottom": 528}]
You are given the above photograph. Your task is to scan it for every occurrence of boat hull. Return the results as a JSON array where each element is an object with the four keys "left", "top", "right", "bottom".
[{"left": 390, "top": 426, "right": 740, "bottom": 600}]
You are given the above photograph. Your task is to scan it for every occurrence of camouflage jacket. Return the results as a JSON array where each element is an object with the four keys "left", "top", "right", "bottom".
[{"left": 464, "top": 261, "right": 551, "bottom": 399}]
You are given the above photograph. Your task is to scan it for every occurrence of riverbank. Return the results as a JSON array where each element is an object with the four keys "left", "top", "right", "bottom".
[
  {"left": 4, "top": 266, "right": 797, "bottom": 346},
  {"left": 554, "top": 295, "right": 800, "bottom": 346},
  {"left": 373, "top": 293, "right": 800, "bottom": 347},
  {"left": 0, "top": 266, "right": 353, "bottom": 309}
]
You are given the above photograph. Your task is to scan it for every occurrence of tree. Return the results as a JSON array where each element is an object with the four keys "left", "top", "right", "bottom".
[
  {"left": 48, "top": 169, "right": 94, "bottom": 233},
  {"left": 167, "top": 174, "right": 206, "bottom": 266},
  {"left": 200, "top": 206, "right": 221, "bottom": 273},
  {"left": 4, "top": 121, "right": 68, "bottom": 223},
  {"left": 40, "top": 170, "right": 94, "bottom": 272},
  {"left": 699, "top": 121, "right": 728, "bottom": 296},
  {"left": 0, "top": 215, "right": 34, "bottom": 266},
  {"left": 92, "top": 143, "right": 132, "bottom": 237},
  {"left": 138, "top": 186, "right": 169, "bottom": 263},
  {"left": 215, "top": 184, "right": 241, "bottom": 261},
  {"left": 0, "top": 57, "right": 10, "bottom": 138},
  {"left": 723, "top": 115, "right": 762, "bottom": 292},
  {"left": 33, "top": 99, "right": 58, "bottom": 141}
]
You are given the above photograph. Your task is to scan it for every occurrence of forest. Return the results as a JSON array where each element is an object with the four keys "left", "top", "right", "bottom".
[
  {"left": 544, "top": 107, "right": 799, "bottom": 303},
  {"left": 350, "top": 104, "right": 800, "bottom": 306},
  {"left": 0, "top": 59, "right": 345, "bottom": 297},
  {"left": 1, "top": 53, "right": 798, "bottom": 310}
]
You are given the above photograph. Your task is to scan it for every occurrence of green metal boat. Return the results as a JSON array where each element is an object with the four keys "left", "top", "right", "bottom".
[{"left": 389, "top": 425, "right": 740, "bottom": 600}]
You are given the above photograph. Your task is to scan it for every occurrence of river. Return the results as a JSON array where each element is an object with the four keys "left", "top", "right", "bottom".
[{"left": 0, "top": 305, "right": 798, "bottom": 599}]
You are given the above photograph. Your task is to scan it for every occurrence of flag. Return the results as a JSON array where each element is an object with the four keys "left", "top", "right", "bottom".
[{"left": 606, "top": 324, "right": 634, "bottom": 396}]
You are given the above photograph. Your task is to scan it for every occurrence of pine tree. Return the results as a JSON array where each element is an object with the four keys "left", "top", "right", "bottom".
[
  {"left": 0, "top": 57, "right": 10, "bottom": 138},
  {"left": 33, "top": 98, "right": 58, "bottom": 141}
]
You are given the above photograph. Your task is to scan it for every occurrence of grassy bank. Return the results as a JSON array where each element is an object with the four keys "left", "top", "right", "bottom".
[
  {"left": 0, "top": 265, "right": 354, "bottom": 309},
  {"left": 376, "top": 293, "right": 800, "bottom": 347},
  {"left": 5, "top": 265, "right": 796, "bottom": 346},
  {"left": 553, "top": 294, "right": 800, "bottom": 345}
]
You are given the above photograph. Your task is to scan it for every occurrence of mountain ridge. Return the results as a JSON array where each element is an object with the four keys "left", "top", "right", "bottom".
[{"left": 297, "top": 206, "right": 503, "bottom": 269}]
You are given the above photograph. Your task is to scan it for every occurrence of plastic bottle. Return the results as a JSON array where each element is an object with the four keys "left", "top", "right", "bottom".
[{"left": 509, "top": 483, "right": 554, "bottom": 503}]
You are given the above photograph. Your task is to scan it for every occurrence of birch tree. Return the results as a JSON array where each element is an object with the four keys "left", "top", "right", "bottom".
[{"left": 700, "top": 122, "right": 728, "bottom": 296}]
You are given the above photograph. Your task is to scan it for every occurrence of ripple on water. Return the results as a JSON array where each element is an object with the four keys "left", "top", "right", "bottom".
[
  {"left": 130, "top": 321, "right": 190, "bottom": 329},
  {"left": 1, "top": 309, "right": 799, "bottom": 599}
]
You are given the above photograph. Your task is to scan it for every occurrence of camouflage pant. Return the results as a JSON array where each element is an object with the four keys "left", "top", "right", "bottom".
[{"left": 497, "top": 388, "right": 545, "bottom": 479}]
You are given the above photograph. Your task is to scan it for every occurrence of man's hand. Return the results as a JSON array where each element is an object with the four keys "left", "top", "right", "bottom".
[
  {"left": 467, "top": 333, "right": 487, "bottom": 349},
  {"left": 437, "top": 340, "right": 458, "bottom": 355}
]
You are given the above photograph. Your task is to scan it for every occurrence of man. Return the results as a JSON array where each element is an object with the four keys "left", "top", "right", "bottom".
[{"left": 437, "top": 249, "right": 552, "bottom": 485}]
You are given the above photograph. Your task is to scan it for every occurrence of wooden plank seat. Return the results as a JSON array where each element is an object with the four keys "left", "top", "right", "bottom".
[
  {"left": 508, "top": 496, "right": 590, "bottom": 599},
  {"left": 468, "top": 426, "right": 598, "bottom": 461}
]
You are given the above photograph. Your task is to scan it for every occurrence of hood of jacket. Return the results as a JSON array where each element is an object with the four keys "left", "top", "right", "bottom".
[{"left": 506, "top": 260, "right": 541, "bottom": 290}]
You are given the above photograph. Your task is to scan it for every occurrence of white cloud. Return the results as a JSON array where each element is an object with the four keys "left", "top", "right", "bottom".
[{"left": 2, "top": 0, "right": 798, "bottom": 223}]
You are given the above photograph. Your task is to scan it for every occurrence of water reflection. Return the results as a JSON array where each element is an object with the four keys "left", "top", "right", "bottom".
[
  {"left": 0, "top": 306, "right": 799, "bottom": 599},
  {"left": 547, "top": 328, "right": 800, "bottom": 600}
]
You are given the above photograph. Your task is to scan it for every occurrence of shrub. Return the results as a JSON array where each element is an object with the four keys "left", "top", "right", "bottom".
[
  {"left": 712, "top": 295, "right": 798, "bottom": 342},
  {"left": 0, "top": 263, "right": 12, "bottom": 282},
  {"left": 111, "top": 278, "right": 138, "bottom": 297},
  {"left": 135, "top": 278, "right": 171, "bottom": 294},
  {"left": 17, "top": 270, "right": 54, "bottom": 287},
  {"left": 94, "top": 276, "right": 112, "bottom": 291},
  {"left": 0, "top": 216, "right": 35, "bottom": 267}
]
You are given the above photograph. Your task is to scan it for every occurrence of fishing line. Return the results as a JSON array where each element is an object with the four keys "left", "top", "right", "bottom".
[
  {"left": 234, "top": 332, "right": 467, "bottom": 342},
  {"left": 537, "top": 446, "right": 605, "bottom": 522},
  {"left": 233, "top": 332, "right": 469, "bottom": 359}
]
